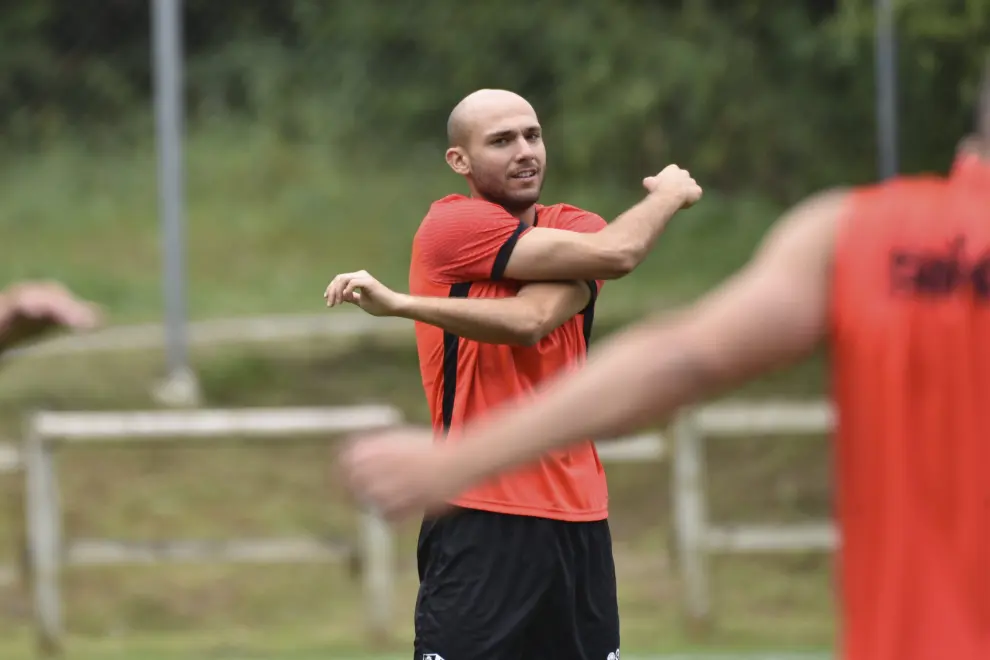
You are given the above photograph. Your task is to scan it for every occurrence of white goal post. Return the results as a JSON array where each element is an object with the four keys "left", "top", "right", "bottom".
[
  {"left": 673, "top": 400, "right": 838, "bottom": 627},
  {"left": 22, "top": 405, "right": 402, "bottom": 655}
]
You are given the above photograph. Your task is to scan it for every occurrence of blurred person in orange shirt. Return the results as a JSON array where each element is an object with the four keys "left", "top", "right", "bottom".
[
  {"left": 342, "top": 66, "right": 990, "bottom": 660},
  {"left": 325, "top": 89, "right": 700, "bottom": 660}
]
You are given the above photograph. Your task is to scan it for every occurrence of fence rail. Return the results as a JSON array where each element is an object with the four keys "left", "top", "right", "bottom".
[
  {"left": 673, "top": 400, "right": 836, "bottom": 627},
  {"left": 8, "top": 398, "right": 838, "bottom": 650},
  {"left": 16, "top": 405, "right": 668, "bottom": 656},
  {"left": 22, "top": 405, "right": 403, "bottom": 656},
  {"left": 5, "top": 313, "right": 411, "bottom": 361}
]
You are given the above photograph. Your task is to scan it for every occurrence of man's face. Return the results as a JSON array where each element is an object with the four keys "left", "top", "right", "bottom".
[{"left": 462, "top": 113, "right": 547, "bottom": 213}]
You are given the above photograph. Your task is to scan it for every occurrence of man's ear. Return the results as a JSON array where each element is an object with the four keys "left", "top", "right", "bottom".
[{"left": 445, "top": 147, "right": 470, "bottom": 176}]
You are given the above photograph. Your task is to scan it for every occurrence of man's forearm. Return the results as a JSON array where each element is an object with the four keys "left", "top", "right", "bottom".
[
  {"left": 395, "top": 294, "right": 541, "bottom": 346},
  {"left": 441, "top": 314, "right": 717, "bottom": 488},
  {"left": 598, "top": 192, "right": 685, "bottom": 273}
]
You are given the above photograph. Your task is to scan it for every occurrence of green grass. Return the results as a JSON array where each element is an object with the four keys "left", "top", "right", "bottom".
[
  {"left": 0, "top": 338, "right": 835, "bottom": 658},
  {"left": 0, "top": 122, "right": 836, "bottom": 658},
  {"left": 1, "top": 120, "right": 782, "bottom": 324}
]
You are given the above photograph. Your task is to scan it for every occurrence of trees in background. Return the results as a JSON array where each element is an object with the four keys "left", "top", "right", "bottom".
[{"left": 1, "top": 0, "right": 986, "bottom": 201}]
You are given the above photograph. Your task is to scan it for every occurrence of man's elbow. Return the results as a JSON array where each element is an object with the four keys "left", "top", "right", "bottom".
[
  {"left": 510, "top": 309, "right": 561, "bottom": 346},
  {"left": 512, "top": 317, "right": 549, "bottom": 346},
  {"left": 599, "top": 245, "right": 642, "bottom": 279}
]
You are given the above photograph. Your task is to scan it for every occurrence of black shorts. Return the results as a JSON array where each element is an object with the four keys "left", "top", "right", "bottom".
[{"left": 413, "top": 506, "right": 620, "bottom": 660}]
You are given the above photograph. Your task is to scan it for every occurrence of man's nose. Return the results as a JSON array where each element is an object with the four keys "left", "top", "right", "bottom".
[{"left": 514, "top": 137, "right": 536, "bottom": 159}]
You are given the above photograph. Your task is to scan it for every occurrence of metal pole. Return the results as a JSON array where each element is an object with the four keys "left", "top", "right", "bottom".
[
  {"left": 152, "top": 0, "right": 188, "bottom": 376},
  {"left": 152, "top": 0, "right": 199, "bottom": 406},
  {"left": 875, "top": 0, "right": 899, "bottom": 179}
]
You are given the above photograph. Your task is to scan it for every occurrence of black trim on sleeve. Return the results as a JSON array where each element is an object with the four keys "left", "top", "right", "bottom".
[
  {"left": 490, "top": 220, "right": 527, "bottom": 281},
  {"left": 581, "top": 281, "right": 598, "bottom": 354},
  {"left": 581, "top": 280, "right": 598, "bottom": 314},
  {"left": 441, "top": 282, "right": 473, "bottom": 432}
]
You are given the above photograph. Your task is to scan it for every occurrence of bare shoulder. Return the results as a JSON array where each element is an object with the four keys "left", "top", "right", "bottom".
[{"left": 755, "top": 187, "right": 853, "bottom": 269}]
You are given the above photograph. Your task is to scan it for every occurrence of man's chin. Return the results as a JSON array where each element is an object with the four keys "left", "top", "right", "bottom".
[
  {"left": 482, "top": 191, "right": 542, "bottom": 214},
  {"left": 506, "top": 186, "right": 543, "bottom": 208}
]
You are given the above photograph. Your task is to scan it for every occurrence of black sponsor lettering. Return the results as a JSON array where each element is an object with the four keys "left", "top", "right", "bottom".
[{"left": 890, "top": 237, "right": 990, "bottom": 301}]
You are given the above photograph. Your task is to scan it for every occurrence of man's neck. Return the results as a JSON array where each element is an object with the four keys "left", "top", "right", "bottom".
[
  {"left": 512, "top": 205, "right": 537, "bottom": 225},
  {"left": 468, "top": 192, "right": 537, "bottom": 225}
]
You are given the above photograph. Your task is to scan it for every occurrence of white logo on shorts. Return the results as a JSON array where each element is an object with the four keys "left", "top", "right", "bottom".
[
  {"left": 423, "top": 655, "right": 446, "bottom": 660},
  {"left": 607, "top": 650, "right": 620, "bottom": 660}
]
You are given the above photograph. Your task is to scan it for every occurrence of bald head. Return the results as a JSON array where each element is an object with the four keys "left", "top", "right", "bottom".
[
  {"left": 443, "top": 88, "right": 547, "bottom": 216},
  {"left": 447, "top": 89, "right": 538, "bottom": 147}
]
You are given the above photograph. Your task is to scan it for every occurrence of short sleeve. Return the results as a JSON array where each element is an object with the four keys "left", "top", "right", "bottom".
[
  {"left": 413, "top": 198, "right": 533, "bottom": 284},
  {"left": 557, "top": 209, "right": 608, "bottom": 307}
]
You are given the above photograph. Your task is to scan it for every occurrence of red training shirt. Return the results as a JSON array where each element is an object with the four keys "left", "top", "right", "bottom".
[
  {"left": 830, "top": 154, "right": 990, "bottom": 660},
  {"left": 409, "top": 194, "right": 609, "bottom": 521}
]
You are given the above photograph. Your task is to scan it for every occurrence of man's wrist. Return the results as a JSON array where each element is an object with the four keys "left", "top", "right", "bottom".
[
  {"left": 390, "top": 293, "right": 417, "bottom": 319},
  {"left": 434, "top": 438, "right": 487, "bottom": 499},
  {"left": 645, "top": 189, "right": 686, "bottom": 216}
]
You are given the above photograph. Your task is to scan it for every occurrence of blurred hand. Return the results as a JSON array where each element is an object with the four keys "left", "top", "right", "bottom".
[
  {"left": 0, "top": 281, "right": 102, "bottom": 348},
  {"left": 338, "top": 428, "right": 460, "bottom": 521},
  {"left": 323, "top": 270, "right": 408, "bottom": 317},
  {"left": 642, "top": 164, "right": 703, "bottom": 209}
]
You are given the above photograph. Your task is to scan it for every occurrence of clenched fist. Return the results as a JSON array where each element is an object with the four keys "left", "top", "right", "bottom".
[{"left": 642, "top": 164, "right": 703, "bottom": 209}]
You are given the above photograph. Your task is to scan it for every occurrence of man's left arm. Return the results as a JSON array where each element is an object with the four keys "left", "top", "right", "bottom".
[
  {"left": 325, "top": 270, "right": 590, "bottom": 346},
  {"left": 394, "top": 211, "right": 607, "bottom": 345},
  {"left": 324, "top": 212, "right": 607, "bottom": 346},
  {"left": 395, "top": 281, "right": 590, "bottom": 346}
]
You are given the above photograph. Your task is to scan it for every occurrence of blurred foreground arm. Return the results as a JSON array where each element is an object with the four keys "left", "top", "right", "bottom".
[
  {"left": 0, "top": 281, "right": 102, "bottom": 356},
  {"left": 325, "top": 271, "right": 591, "bottom": 346},
  {"left": 339, "top": 189, "right": 849, "bottom": 518}
]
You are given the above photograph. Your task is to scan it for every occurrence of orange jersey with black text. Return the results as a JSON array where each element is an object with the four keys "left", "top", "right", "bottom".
[
  {"left": 830, "top": 154, "right": 990, "bottom": 660},
  {"left": 408, "top": 194, "right": 609, "bottom": 521}
]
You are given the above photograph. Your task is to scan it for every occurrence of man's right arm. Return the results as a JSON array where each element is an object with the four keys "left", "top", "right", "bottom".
[
  {"left": 418, "top": 165, "right": 701, "bottom": 285},
  {"left": 503, "top": 191, "right": 685, "bottom": 281}
]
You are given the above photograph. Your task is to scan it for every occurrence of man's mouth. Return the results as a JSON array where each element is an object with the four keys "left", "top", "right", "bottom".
[{"left": 511, "top": 169, "right": 538, "bottom": 180}]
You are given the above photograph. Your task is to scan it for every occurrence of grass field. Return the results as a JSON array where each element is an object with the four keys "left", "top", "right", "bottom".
[
  {"left": 0, "top": 340, "right": 837, "bottom": 657},
  {"left": 0, "top": 123, "right": 839, "bottom": 657},
  {"left": 1, "top": 643, "right": 837, "bottom": 660},
  {"left": 0, "top": 120, "right": 782, "bottom": 323}
]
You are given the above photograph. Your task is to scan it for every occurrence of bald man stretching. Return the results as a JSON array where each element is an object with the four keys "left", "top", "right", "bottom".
[
  {"left": 325, "top": 89, "right": 701, "bottom": 660},
  {"left": 343, "top": 72, "right": 990, "bottom": 660}
]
